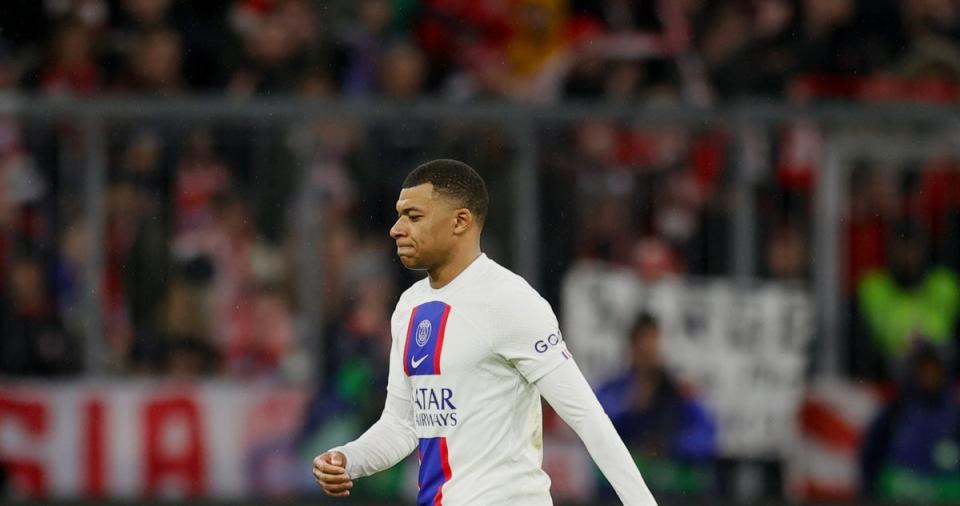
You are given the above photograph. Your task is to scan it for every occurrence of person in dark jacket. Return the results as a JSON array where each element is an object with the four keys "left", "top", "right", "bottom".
[
  {"left": 595, "top": 312, "right": 716, "bottom": 496},
  {"left": 860, "top": 341, "right": 960, "bottom": 502},
  {"left": 0, "top": 254, "right": 80, "bottom": 376}
]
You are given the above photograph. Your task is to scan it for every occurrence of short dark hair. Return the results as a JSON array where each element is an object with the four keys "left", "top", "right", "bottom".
[
  {"left": 629, "top": 312, "right": 659, "bottom": 342},
  {"left": 403, "top": 159, "right": 489, "bottom": 225}
]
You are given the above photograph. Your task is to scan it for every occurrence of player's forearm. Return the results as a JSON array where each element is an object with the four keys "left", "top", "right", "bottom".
[
  {"left": 537, "top": 360, "right": 658, "bottom": 506},
  {"left": 575, "top": 410, "right": 658, "bottom": 505},
  {"left": 331, "top": 392, "right": 417, "bottom": 479}
]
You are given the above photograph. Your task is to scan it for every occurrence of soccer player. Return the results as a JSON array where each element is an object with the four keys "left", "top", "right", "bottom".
[{"left": 313, "top": 159, "right": 657, "bottom": 505}]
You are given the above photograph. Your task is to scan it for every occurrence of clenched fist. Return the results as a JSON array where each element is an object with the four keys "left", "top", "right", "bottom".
[{"left": 312, "top": 451, "right": 353, "bottom": 497}]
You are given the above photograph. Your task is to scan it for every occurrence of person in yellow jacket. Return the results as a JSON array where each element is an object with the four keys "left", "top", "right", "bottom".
[{"left": 858, "top": 220, "right": 960, "bottom": 365}]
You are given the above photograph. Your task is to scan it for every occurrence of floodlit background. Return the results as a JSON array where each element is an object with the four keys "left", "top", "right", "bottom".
[{"left": 1, "top": 0, "right": 960, "bottom": 504}]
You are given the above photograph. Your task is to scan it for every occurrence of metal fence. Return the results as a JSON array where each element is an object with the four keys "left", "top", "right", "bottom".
[{"left": 4, "top": 95, "right": 960, "bottom": 382}]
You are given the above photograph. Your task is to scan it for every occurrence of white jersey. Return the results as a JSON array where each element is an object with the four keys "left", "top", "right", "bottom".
[
  {"left": 333, "top": 253, "right": 658, "bottom": 505},
  {"left": 389, "top": 253, "right": 569, "bottom": 504}
]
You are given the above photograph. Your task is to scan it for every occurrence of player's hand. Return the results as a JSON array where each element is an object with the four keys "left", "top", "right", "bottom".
[{"left": 313, "top": 451, "right": 353, "bottom": 497}]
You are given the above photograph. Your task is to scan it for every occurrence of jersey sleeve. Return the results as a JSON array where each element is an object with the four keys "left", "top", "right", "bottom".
[
  {"left": 327, "top": 306, "right": 418, "bottom": 478},
  {"left": 536, "top": 360, "right": 658, "bottom": 505},
  {"left": 331, "top": 391, "right": 418, "bottom": 479},
  {"left": 492, "top": 288, "right": 572, "bottom": 383}
]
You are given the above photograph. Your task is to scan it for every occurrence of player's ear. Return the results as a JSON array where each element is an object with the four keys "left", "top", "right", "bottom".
[{"left": 453, "top": 208, "right": 473, "bottom": 235}]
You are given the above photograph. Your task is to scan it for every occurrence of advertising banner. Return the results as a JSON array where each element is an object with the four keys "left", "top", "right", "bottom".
[
  {"left": 0, "top": 382, "right": 309, "bottom": 499},
  {"left": 562, "top": 262, "right": 815, "bottom": 458}
]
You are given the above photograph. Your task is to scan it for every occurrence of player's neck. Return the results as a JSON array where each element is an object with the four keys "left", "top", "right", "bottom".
[{"left": 427, "top": 245, "right": 482, "bottom": 289}]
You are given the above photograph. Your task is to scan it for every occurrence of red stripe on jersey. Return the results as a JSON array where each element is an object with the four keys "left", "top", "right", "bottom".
[
  {"left": 432, "top": 305, "right": 452, "bottom": 374},
  {"left": 435, "top": 437, "right": 453, "bottom": 505}
]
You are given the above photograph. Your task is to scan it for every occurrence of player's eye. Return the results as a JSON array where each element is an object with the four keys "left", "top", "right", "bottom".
[{"left": 410, "top": 215, "right": 422, "bottom": 222}]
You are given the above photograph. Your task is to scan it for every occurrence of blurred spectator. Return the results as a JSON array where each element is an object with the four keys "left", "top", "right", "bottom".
[
  {"left": 119, "top": 0, "right": 173, "bottom": 26},
  {"left": 324, "top": 266, "right": 394, "bottom": 382},
  {"left": 273, "top": 0, "right": 343, "bottom": 93},
  {"left": 595, "top": 312, "right": 716, "bottom": 496},
  {"left": 157, "top": 260, "right": 215, "bottom": 356},
  {"left": 0, "top": 254, "right": 81, "bottom": 376},
  {"left": 794, "top": 0, "right": 881, "bottom": 75},
  {"left": 604, "top": 59, "right": 642, "bottom": 100},
  {"left": 227, "top": 0, "right": 331, "bottom": 96},
  {"left": 651, "top": 171, "right": 702, "bottom": 271},
  {"left": 100, "top": 132, "right": 172, "bottom": 369},
  {"left": 707, "top": 0, "right": 800, "bottom": 98},
  {"left": 113, "top": 27, "right": 183, "bottom": 93},
  {"left": 230, "top": 10, "right": 303, "bottom": 95},
  {"left": 173, "top": 129, "right": 234, "bottom": 238},
  {"left": 561, "top": 37, "right": 609, "bottom": 100},
  {"left": 504, "top": 0, "right": 571, "bottom": 100},
  {"left": 39, "top": 21, "right": 102, "bottom": 95},
  {"left": 563, "top": 120, "right": 638, "bottom": 265},
  {"left": 340, "top": 0, "right": 398, "bottom": 95},
  {"left": 856, "top": 220, "right": 960, "bottom": 375},
  {"left": 846, "top": 167, "right": 899, "bottom": 292},
  {"left": 911, "top": 160, "right": 960, "bottom": 254},
  {"left": 414, "top": 0, "right": 511, "bottom": 87},
  {"left": 0, "top": 118, "right": 46, "bottom": 210},
  {"left": 764, "top": 222, "right": 808, "bottom": 280},
  {"left": 901, "top": 0, "right": 960, "bottom": 42},
  {"left": 698, "top": 1, "right": 755, "bottom": 98},
  {"left": 53, "top": 220, "right": 89, "bottom": 346},
  {"left": 0, "top": 116, "right": 49, "bottom": 287},
  {"left": 860, "top": 342, "right": 960, "bottom": 502},
  {"left": 226, "top": 283, "right": 295, "bottom": 376},
  {"left": 205, "top": 192, "right": 258, "bottom": 358},
  {"left": 577, "top": 196, "right": 636, "bottom": 265},
  {"left": 3, "top": 0, "right": 960, "bottom": 101},
  {"left": 171, "top": 191, "right": 294, "bottom": 377},
  {"left": 111, "top": 0, "right": 232, "bottom": 90},
  {"left": 378, "top": 42, "right": 428, "bottom": 98},
  {"left": 444, "top": 0, "right": 574, "bottom": 101}
]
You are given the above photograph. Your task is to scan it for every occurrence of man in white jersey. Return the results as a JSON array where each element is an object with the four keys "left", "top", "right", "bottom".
[{"left": 313, "top": 159, "right": 657, "bottom": 505}]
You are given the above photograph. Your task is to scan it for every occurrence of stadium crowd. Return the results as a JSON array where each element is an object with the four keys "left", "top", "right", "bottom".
[
  {"left": 2, "top": 0, "right": 960, "bottom": 502},
  {"left": 0, "top": 0, "right": 959, "bottom": 102}
]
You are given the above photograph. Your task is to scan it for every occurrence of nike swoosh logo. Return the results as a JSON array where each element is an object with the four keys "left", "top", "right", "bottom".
[{"left": 411, "top": 355, "right": 429, "bottom": 368}]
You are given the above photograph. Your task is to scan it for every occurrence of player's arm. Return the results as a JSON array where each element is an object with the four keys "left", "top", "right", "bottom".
[
  {"left": 493, "top": 289, "right": 657, "bottom": 505},
  {"left": 536, "top": 360, "right": 658, "bottom": 506},
  {"left": 313, "top": 317, "right": 418, "bottom": 495},
  {"left": 313, "top": 392, "right": 415, "bottom": 496},
  {"left": 327, "top": 391, "right": 417, "bottom": 477}
]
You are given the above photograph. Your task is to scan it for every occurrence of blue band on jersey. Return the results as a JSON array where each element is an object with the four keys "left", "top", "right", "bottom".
[
  {"left": 417, "top": 437, "right": 451, "bottom": 505},
  {"left": 403, "top": 301, "right": 451, "bottom": 376}
]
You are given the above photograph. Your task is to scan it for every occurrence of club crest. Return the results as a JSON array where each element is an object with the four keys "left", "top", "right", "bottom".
[{"left": 416, "top": 319, "right": 432, "bottom": 347}]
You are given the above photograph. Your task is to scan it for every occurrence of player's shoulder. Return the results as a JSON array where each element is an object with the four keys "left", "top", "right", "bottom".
[
  {"left": 479, "top": 259, "right": 559, "bottom": 345},
  {"left": 481, "top": 258, "right": 554, "bottom": 315}
]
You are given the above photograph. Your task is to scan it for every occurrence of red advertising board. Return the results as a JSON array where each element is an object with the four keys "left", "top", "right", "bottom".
[{"left": 0, "top": 382, "right": 309, "bottom": 499}]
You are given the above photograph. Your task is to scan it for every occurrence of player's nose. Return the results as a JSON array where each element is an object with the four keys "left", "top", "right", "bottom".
[{"left": 389, "top": 220, "right": 405, "bottom": 239}]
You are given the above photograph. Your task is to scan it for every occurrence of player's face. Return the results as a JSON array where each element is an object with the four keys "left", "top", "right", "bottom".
[{"left": 390, "top": 183, "right": 459, "bottom": 270}]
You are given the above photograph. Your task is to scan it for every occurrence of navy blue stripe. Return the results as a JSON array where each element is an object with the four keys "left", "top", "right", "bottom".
[
  {"left": 405, "top": 301, "right": 449, "bottom": 376},
  {"left": 418, "top": 437, "right": 445, "bottom": 505}
]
